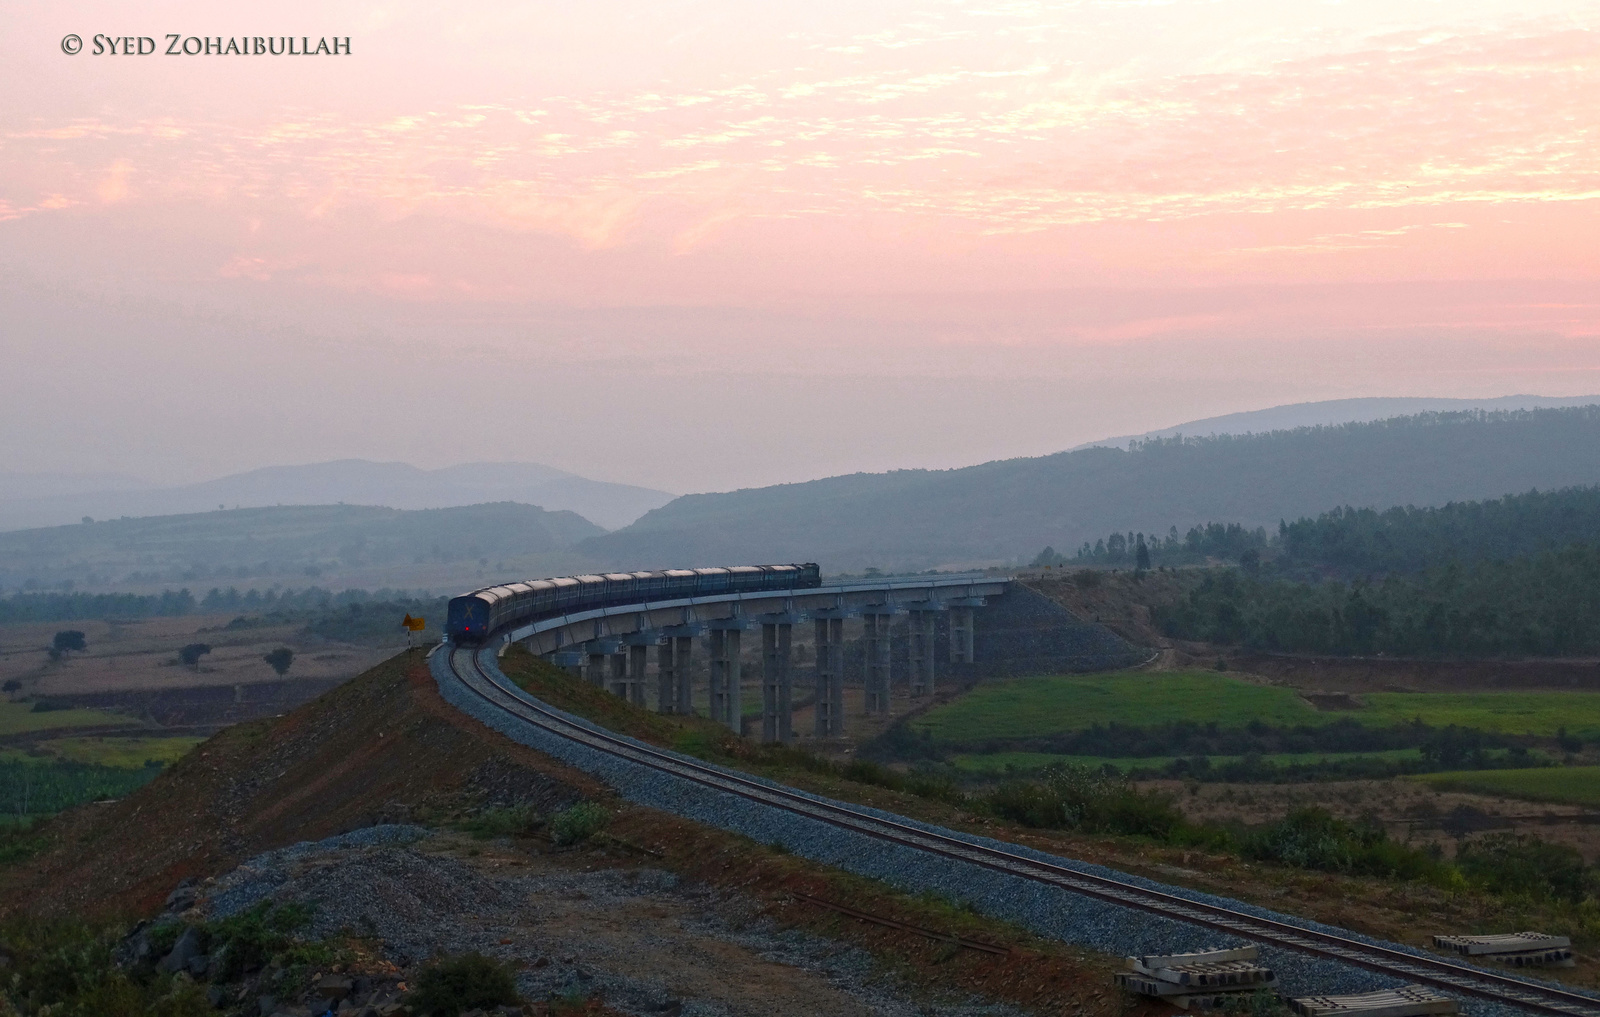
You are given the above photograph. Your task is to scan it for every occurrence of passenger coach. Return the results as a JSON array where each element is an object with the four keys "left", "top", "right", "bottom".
[{"left": 446, "top": 563, "right": 822, "bottom": 644}]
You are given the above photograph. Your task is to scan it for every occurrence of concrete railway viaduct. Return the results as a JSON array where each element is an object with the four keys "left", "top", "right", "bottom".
[{"left": 473, "top": 571, "right": 1139, "bottom": 742}]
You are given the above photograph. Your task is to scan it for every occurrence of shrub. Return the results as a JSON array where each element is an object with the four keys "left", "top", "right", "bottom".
[
  {"left": 405, "top": 951, "right": 520, "bottom": 1017},
  {"left": 1243, "top": 808, "right": 1442, "bottom": 881},
  {"left": 550, "top": 802, "right": 609, "bottom": 845},
  {"left": 986, "top": 765, "right": 1187, "bottom": 839},
  {"left": 205, "top": 900, "right": 314, "bottom": 979},
  {"left": 0, "top": 916, "right": 214, "bottom": 1017},
  {"left": 261, "top": 647, "right": 294, "bottom": 676},
  {"left": 1456, "top": 832, "right": 1592, "bottom": 902},
  {"left": 177, "top": 643, "right": 211, "bottom": 670}
]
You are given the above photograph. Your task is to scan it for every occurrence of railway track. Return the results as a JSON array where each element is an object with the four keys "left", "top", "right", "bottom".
[{"left": 445, "top": 645, "right": 1600, "bottom": 1017}]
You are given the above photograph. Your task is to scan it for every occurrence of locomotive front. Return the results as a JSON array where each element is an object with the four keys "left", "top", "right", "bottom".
[{"left": 446, "top": 593, "right": 494, "bottom": 643}]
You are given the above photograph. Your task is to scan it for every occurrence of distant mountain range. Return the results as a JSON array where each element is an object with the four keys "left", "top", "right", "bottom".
[
  {"left": 1071, "top": 394, "right": 1600, "bottom": 450},
  {"left": 0, "top": 502, "right": 604, "bottom": 594},
  {"left": 0, "top": 460, "right": 673, "bottom": 533},
  {"left": 580, "top": 404, "right": 1600, "bottom": 573}
]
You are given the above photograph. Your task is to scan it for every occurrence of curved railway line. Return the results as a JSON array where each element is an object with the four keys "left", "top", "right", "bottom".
[{"left": 444, "top": 644, "right": 1600, "bottom": 1017}]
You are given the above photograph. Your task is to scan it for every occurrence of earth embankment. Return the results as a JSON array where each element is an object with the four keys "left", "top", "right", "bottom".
[{"left": 0, "top": 649, "right": 599, "bottom": 919}]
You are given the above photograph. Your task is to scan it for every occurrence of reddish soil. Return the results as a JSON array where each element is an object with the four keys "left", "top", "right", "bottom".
[{"left": 0, "top": 650, "right": 601, "bottom": 920}]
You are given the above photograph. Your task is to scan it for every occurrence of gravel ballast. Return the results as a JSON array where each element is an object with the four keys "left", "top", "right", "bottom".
[{"left": 198, "top": 829, "right": 1024, "bottom": 1017}]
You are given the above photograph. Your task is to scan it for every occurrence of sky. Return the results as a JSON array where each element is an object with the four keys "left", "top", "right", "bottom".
[{"left": 2, "top": 0, "right": 1598, "bottom": 494}]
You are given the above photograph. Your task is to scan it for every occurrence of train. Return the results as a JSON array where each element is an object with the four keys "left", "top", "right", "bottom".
[{"left": 446, "top": 563, "right": 822, "bottom": 644}]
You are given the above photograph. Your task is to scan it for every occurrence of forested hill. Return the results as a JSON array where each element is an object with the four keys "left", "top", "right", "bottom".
[
  {"left": 1060, "top": 486, "right": 1600, "bottom": 575},
  {"left": 581, "top": 406, "right": 1600, "bottom": 572}
]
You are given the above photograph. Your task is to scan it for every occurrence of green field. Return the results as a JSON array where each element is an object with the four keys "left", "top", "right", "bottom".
[
  {"left": 913, "top": 672, "right": 1600, "bottom": 745},
  {"left": 0, "top": 702, "right": 136, "bottom": 736},
  {"left": 952, "top": 748, "right": 1425, "bottom": 776},
  {"left": 912, "top": 672, "right": 1322, "bottom": 743},
  {"left": 0, "top": 736, "right": 203, "bottom": 769},
  {"left": 1361, "top": 693, "right": 1600, "bottom": 738},
  {"left": 1414, "top": 766, "right": 1600, "bottom": 807}
]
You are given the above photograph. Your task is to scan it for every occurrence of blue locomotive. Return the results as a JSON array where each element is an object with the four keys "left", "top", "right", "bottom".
[{"left": 446, "top": 563, "right": 822, "bottom": 644}]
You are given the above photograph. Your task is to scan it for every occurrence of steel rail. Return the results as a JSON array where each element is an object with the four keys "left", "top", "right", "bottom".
[{"left": 445, "top": 646, "right": 1600, "bottom": 1017}]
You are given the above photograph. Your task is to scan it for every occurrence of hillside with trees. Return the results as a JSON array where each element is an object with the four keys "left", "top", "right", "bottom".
[
  {"left": 583, "top": 406, "right": 1600, "bottom": 572},
  {"left": 1054, "top": 486, "right": 1600, "bottom": 574},
  {"left": 1058, "top": 486, "right": 1600, "bottom": 658}
]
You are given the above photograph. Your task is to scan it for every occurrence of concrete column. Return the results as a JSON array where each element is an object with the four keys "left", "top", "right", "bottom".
[
  {"left": 673, "top": 635, "right": 695, "bottom": 715},
  {"left": 862, "top": 611, "right": 892, "bottom": 715},
  {"left": 656, "top": 640, "right": 677, "bottom": 714},
  {"left": 949, "top": 606, "right": 974, "bottom": 664},
  {"left": 813, "top": 615, "right": 845, "bottom": 737},
  {"left": 587, "top": 651, "right": 607, "bottom": 688},
  {"left": 761, "top": 621, "right": 793, "bottom": 743},
  {"left": 608, "top": 652, "right": 629, "bottom": 698},
  {"left": 709, "top": 628, "right": 742, "bottom": 731},
  {"left": 908, "top": 611, "right": 935, "bottom": 696},
  {"left": 628, "top": 643, "right": 649, "bottom": 708}
]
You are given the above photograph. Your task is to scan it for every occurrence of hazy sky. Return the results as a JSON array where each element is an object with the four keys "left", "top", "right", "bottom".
[{"left": 3, "top": 0, "right": 1598, "bottom": 493}]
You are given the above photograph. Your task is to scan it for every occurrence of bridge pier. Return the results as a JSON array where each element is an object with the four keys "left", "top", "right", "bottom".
[
  {"left": 550, "top": 649, "right": 584, "bottom": 677},
  {"left": 583, "top": 637, "right": 623, "bottom": 690},
  {"left": 621, "top": 630, "right": 656, "bottom": 708},
  {"left": 656, "top": 640, "right": 678, "bottom": 714},
  {"left": 906, "top": 605, "right": 943, "bottom": 696},
  {"left": 608, "top": 651, "right": 629, "bottom": 699},
  {"left": 708, "top": 616, "right": 748, "bottom": 732},
  {"left": 662, "top": 624, "right": 700, "bottom": 715},
  {"left": 757, "top": 613, "right": 798, "bottom": 743},
  {"left": 860, "top": 605, "right": 897, "bottom": 716},
  {"left": 947, "top": 597, "right": 985, "bottom": 665},
  {"left": 627, "top": 644, "right": 649, "bottom": 707},
  {"left": 812, "top": 609, "right": 847, "bottom": 737}
]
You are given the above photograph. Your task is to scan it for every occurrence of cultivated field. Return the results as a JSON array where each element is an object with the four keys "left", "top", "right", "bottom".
[
  {"left": 910, "top": 671, "right": 1318, "bottom": 742},
  {"left": 0, "top": 701, "right": 130, "bottom": 737},
  {"left": 914, "top": 670, "right": 1600, "bottom": 744},
  {"left": 1416, "top": 766, "right": 1600, "bottom": 808},
  {"left": 0, "top": 615, "right": 391, "bottom": 698}
]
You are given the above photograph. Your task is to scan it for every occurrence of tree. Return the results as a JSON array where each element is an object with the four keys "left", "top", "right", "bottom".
[
  {"left": 49, "top": 630, "right": 87, "bottom": 661},
  {"left": 2, "top": 679, "right": 20, "bottom": 695},
  {"left": 262, "top": 647, "right": 294, "bottom": 676},
  {"left": 178, "top": 643, "right": 211, "bottom": 670},
  {"left": 1134, "top": 535, "right": 1151, "bottom": 572}
]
